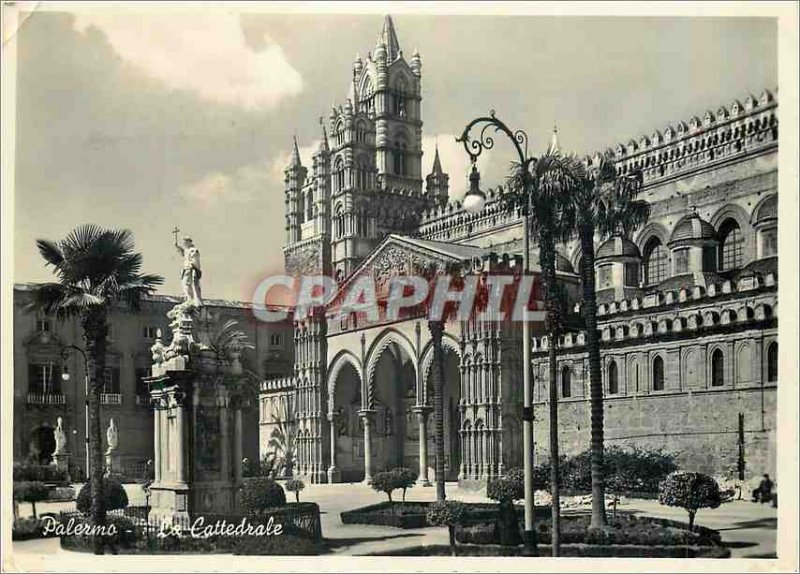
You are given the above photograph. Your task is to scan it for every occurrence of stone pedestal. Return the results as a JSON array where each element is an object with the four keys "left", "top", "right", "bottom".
[
  {"left": 52, "top": 452, "right": 71, "bottom": 481},
  {"left": 104, "top": 450, "right": 121, "bottom": 476},
  {"left": 145, "top": 304, "right": 245, "bottom": 522}
]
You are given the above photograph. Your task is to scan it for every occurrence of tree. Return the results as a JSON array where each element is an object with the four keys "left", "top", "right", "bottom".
[
  {"left": 658, "top": 471, "right": 722, "bottom": 532},
  {"left": 28, "top": 225, "right": 162, "bottom": 553},
  {"left": 370, "top": 471, "right": 398, "bottom": 503},
  {"left": 560, "top": 153, "right": 648, "bottom": 530},
  {"left": 426, "top": 500, "right": 467, "bottom": 556},
  {"left": 505, "top": 151, "right": 580, "bottom": 556},
  {"left": 487, "top": 470, "right": 524, "bottom": 546},
  {"left": 284, "top": 479, "right": 305, "bottom": 503},
  {"left": 13, "top": 482, "right": 50, "bottom": 519},
  {"left": 266, "top": 401, "right": 297, "bottom": 479},
  {"left": 392, "top": 467, "right": 417, "bottom": 502}
]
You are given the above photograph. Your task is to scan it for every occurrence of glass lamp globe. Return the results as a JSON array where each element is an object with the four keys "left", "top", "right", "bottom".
[{"left": 462, "top": 163, "right": 486, "bottom": 213}]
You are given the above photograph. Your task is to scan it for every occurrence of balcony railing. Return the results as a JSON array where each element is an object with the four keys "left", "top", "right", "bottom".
[
  {"left": 135, "top": 395, "right": 151, "bottom": 407},
  {"left": 100, "top": 393, "right": 123, "bottom": 405},
  {"left": 26, "top": 392, "right": 67, "bottom": 406}
]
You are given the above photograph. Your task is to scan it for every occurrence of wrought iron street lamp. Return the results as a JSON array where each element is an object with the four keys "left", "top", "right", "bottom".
[
  {"left": 457, "top": 111, "right": 538, "bottom": 555},
  {"left": 61, "top": 345, "right": 91, "bottom": 480}
]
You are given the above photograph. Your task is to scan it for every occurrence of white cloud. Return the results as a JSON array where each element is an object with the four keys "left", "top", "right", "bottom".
[
  {"left": 179, "top": 140, "right": 320, "bottom": 209},
  {"left": 73, "top": 12, "right": 303, "bottom": 108}
]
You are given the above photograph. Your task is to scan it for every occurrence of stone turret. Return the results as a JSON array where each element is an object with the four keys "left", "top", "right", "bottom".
[
  {"left": 285, "top": 136, "right": 307, "bottom": 245},
  {"left": 425, "top": 144, "right": 449, "bottom": 207}
]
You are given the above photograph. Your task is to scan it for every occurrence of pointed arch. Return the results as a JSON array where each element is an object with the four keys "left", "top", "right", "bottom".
[
  {"left": 419, "top": 332, "right": 462, "bottom": 403},
  {"left": 327, "top": 350, "right": 363, "bottom": 401},
  {"left": 364, "top": 329, "right": 418, "bottom": 409}
]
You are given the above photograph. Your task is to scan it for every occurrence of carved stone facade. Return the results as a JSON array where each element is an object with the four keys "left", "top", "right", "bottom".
[{"left": 262, "top": 14, "right": 779, "bottom": 485}]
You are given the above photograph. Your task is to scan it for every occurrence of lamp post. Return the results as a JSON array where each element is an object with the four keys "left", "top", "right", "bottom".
[
  {"left": 457, "top": 111, "right": 538, "bottom": 555},
  {"left": 61, "top": 345, "right": 90, "bottom": 480}
]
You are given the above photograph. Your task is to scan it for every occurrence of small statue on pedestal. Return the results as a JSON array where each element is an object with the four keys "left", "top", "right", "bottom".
[
  {"left": 106, "top": 418, "right": 119, "bottom": 455},
  {"left": 174, "top": 234, "right": 203, "bottom": 307},
  {"left": 54, "top": 417, "right": 68, "bottom": 455}
]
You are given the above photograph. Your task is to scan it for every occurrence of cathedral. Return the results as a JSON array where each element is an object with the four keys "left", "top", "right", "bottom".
[{"left": 259, "top": 15, "right": 779, "bottom": 487}]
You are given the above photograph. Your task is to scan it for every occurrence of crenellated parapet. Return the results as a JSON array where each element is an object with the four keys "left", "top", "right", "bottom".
[
  {"left": 533, "top": 269, "right": 777, "bottom": 354},
  {"left": 604, "top": 89, "right": 777, "bottom": 186}
]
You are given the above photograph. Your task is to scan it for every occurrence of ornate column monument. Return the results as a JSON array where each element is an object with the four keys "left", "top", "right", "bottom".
[
  {"left": 146, "top": 234, "right": 247, "bottom": 521},
  {"left": 52, "top": 417, "right": 71, "bottom": 479},
  {"left": 105, "top": 418, "right": 120, "bottom": 474}
]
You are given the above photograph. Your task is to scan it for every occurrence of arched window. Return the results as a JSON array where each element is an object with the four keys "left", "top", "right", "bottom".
[
  {"left": 305, "top": 191, "right": 313, "bottom": 221},
  {"left": 356, "top": 157, "right": 369, "bottom": 189},
  {"left": 561, "top": 366, "right": 571, "bottom": 398},
  {"left": 652, "top": 356, "right": 665, "bottom": 391},
  {"left": 719, "top": 219, "right": 744, "bottom": 270},
  {"left": 608, "top": 361, "right": 619, "bottom": 395},
  {"left": 767, "top": 342, "right": 778, "bottom": 382},
  {"left": 393, "top": 141, "right": 407, "bottom": 176},
  {"left": 711, "top": 349, "right": 725, "bottom": 386},
  {"left": 334, "top": 157, "right": 345, "bottom": 192},
  {"left": 334, "top": 204, "right": 345, "bottom": 238},
  {"left": 643, "top": 237, "right": 668, "bottom": 285}
]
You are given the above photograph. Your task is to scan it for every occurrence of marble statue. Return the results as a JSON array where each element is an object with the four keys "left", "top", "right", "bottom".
[
  {"left": 175, "top": 235, "right": 203, "bottom": 307},
  {"left": 106, "top": 418, "right": 119, "bottom": 453},
  {"left": 54, "top": 417, "right": 68, "bottom": 455}
]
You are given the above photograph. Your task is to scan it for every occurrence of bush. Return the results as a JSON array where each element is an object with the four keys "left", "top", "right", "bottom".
[
  {"left": 370, "top": 471, "right": 399, "bottom": 502},
  {"left": 487, "top": 470, "right": 524, "bottom": 547},
  {"left": 560, "top": 446, "right": 678, "bottom": 496},
  {"left": 48, "top": 486, "right": 76, "bottom": 502},
  {"left": 284, "top": 479, "right": 305, "bottom": 503},
  {"left": 239, "top": 477, "right": 286, "bottom": 515},
  {"left": 12, "top": 516, "right": 54, "bottom": 540},
  {"left": 76, "top": 477, "right": 129, "bottom": 515},
  {"left": 391, "top": 467, "right": 417, "bottom": 502},
  {"left": 14, "top": 481, "right": 51, "bottom": 518},
  {"left": 456, "top": 522, "right": 497, "bottom": 545},
  {"left": 658, "top": 471, "right": 722, "bottom": 531},
  {"left": 13, "top": 462, "right": 69, "bottom": 485}
]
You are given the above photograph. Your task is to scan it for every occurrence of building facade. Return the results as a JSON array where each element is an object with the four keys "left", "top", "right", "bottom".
[
  {"left": 13, "top": 285, "right": 294, "bottom": 479},
  {"left": 260, "top": 15, "right": 779, "bottom": 486}
]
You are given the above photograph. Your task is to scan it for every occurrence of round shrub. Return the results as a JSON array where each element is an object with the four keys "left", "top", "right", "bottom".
[
  {"left": 658, "top": 471, "right": 721, "bottom": 531},
  {"left": 240, "top": 477, "right": 286, "bottom": 515},
  {"left": 75, "top": 477, "right": 129, "bottom": 514},
  {"left": 487, "top": 475, "right": 524, "bottom": 503},
  {"left": 370, "top": 471, "right": 398, "bottom": 502},
  {"left": 426, "top": 500, "right": 467, "bottom": 527},
  {"left": 391, "top": 467, "right": 417, "bottom": 502},
  {"left": 285, "top": 479, "right": 305, "bottom": 503}
]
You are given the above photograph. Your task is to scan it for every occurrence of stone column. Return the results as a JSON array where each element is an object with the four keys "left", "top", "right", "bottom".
[
  {"left": 153, "top": 400, "right": 162, "bottom": 482},
  {"left": 413, "top": 405, "right": 432, "bottom": 486},
  {"left": 327, "top": 411, "right": 340, "bottom": 483},
  {"left": 359, "top": 410, "right": 375, "bottom": 483},
  {"left": 234, "top": 408, "right": 243, "bottom": 482},
  {"left": 219, "top": 395, "right": 230, "bottom": 480},
  {"left": 175, "top": 401, "right": 186, "bottom": 486}
]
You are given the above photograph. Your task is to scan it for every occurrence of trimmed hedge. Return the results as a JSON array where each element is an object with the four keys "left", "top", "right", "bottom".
[
  {"left": 367, "top": 543, "right": 731, "bottom": 558},
  {"left": 340, "top": 501, "right": 551, "bottom": 529},
  {"left": 13, "top": 462, "right": 70, "bottom": 485}
]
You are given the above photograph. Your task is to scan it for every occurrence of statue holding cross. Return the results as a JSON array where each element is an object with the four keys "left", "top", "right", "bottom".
[{"left": 173, "top": 227, "right": 203, "bottom": 307}]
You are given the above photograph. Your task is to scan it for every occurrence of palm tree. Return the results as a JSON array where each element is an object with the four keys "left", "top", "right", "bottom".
[
  {"left": 266, "top": 397, "right": 297, "bottom": 478},
  {"left": 27, "top": 224, "right": 163, "bottom": 554},
  {"left": 561, "top": 153, "right": 648, "bottom": 529},
  {"left": 504, "top": 152, "right": 579, "bottom": 556}
]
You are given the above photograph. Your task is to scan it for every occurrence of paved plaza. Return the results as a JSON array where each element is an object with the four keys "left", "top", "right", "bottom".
[{"left": 12, "top": 482, "right": 777, "bottom": 559}]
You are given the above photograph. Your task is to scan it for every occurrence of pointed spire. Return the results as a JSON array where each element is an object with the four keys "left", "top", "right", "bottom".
[
  {"left": 319, "top": 117, "right": 329, "bottom": 153},
  {"left": 431, "top": 142, "right": 443, "bottom": 175},
  {"left": 290, "top": 136, "right": 302, "bottom": 167},
  {"left": 377, "top": 14, "right": 401, "bottom": 62},
  {"left": 548, "top": 125, "right": 560, "bottom": 153}
]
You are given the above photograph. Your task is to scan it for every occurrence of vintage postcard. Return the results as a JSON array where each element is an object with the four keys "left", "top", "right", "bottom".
[{"left": 2, "top": 1, "right": 798, "bottom": 572}]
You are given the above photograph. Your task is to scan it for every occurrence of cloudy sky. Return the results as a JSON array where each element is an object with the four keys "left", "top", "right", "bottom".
[{"left": 12, "top": 7, "right": 777, "bottom": 301}]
